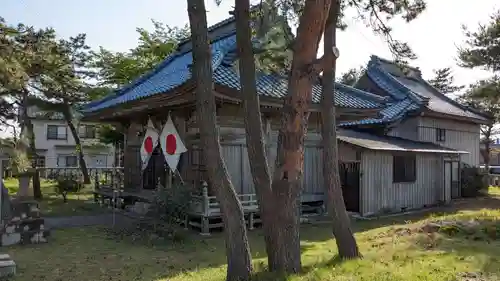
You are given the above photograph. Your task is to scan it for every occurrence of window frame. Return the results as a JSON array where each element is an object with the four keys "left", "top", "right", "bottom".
[
  {"left": 392, "top": 153, "right": 417, "bottom": 183},
  {"left": 47, "top": 125, "right": 67, "bottom": 140},
  {"left": 436, "top": 128, "right": 446, "bottom": 142},
  {"left": 79, "top": 124, "right": 97, "bottom": 139},
  {"left": 57, "top": 155, "right": 78, "bottom": 168}
]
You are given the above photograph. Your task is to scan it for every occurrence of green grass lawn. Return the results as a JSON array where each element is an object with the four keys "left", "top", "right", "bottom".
[
  {"left": 3, "top": 178, "right": 107, "bottom": 217},
  {"left": 5, "top": 197, "right": 500, "bottom": 281},
  {"left": 489, "top": 186, "right": 500, "bottom": 197}
]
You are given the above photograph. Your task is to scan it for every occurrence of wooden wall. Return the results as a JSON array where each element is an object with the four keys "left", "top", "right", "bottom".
[{"left": 360, "top": 151, "right": 446, "bottom": 216}]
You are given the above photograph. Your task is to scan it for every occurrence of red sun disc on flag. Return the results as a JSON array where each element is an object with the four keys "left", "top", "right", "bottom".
[
  {"left": 166, "top": 134, "right": 177, "bottom": 155},
  {"left": 144, "top": 136, "right": 154, "bottom": 154}
]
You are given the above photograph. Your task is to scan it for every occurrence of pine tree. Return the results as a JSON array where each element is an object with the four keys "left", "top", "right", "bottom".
[
  {"left": 458, "top": 9, "right": 500, "bottom": 169},
  {"left": 187, "top": 0, "right": 253, "bottom": 280},
  {"left": 233, "top": 0, "right": 426, "bottom": 272},
  {"left": 428, "top": 67, "right": 464, "bottom": 94}
]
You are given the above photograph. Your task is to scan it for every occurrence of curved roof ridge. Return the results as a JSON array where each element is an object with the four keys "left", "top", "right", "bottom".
[
  {"left": 334, "top": 82, "right": 390, "bottom": 103},
  {"left": 369, "top": 55, "right": 490, "bottom": 122},
  {"left": 367, "top": 57, "right": 428, "bottom": 104}
]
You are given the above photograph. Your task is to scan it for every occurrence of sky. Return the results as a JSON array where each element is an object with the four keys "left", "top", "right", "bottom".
[{"left": 1, "top": 0, "right": 499, "bottom": 137}]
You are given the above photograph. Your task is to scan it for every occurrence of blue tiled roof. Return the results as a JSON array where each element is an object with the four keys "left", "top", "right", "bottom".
[
  {"left": 339, "top": 98, "right": 419, "bottom": 127},
  {"left": 84, "top": 32, "right": 389, "bottom": 113},
  {"left": 366, "top": 55, "right": 489, "bottom": 122}
]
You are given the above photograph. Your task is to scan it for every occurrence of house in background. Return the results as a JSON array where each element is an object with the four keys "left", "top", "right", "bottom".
[
  {"left": 480, "top": 139, "right": 500, "bottom": 167},
  {"left": 81, "top": 11, "right": 490, "bottom": 223},
  {"left": 28, "top": 106, "right": 115, "bottom": 169}
]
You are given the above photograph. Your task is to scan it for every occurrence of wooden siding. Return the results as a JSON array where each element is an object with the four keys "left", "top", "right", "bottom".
[
  {"left": 418, "top": 117, "right": 480, "bottom": 166},
  {"left": 387, "top": 117, "right": 418, "bottom": 140},
  {"left": 360, "top": 151, "right": 446, "bottom": 216},
  {"left": 216, "top": 129, "right": 359, "bottom": 198},
  {"left": 388, "top": 116, "right": 480, "bottom": 166}
]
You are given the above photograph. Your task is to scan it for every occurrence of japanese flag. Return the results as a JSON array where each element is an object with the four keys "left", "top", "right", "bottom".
[
  {"left": 140, "top": 119, "right": 159, "bottom": 171},
  {"left": 160, "top": 115, "right": 187, "bottom": 173}
]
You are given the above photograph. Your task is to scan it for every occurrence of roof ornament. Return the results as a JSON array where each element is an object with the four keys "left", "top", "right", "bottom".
[{"left": 332, "top": 46, "right": 339, "bottom": 59}]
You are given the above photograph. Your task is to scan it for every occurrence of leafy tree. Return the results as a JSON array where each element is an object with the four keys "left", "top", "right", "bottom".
[
  {"left": 187, "top": 0, "right": 253, "bottom": 280},
  {"left": 233, "top": 0, "right": 425, "bottom": 273},
  {"left": 93, "top": 20, "right": 190, "bottom": 87},
  {"left": 338, "top": 66, "right": 364, "bottom": 85},
  {"left": 458, "top": 9, "right": 500, "bottom": 169},
  {"left": 458, "top": 10, "right": 500, "bottom": 72},
  {"left": 0, "top": 20, "right": 65, "bottom": 199},
  {"left": 30, "top": 34, "right": 95, "bottom": 184},
  {"left": 92, "top": 21, "right": 189, "bottom": 146},
  {"left": 428, "top": 67, "right": 464, "bottom": 94},
  {"left": 458, "top": 77, "right": 500, "bottom": 170}
]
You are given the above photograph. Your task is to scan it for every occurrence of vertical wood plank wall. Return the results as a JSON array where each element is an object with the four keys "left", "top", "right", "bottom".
[
  {"left": 360, "top": 151, "right": 446, "bottom": 216},
  {"left": 389, "top": 116, "right": 481, "bottom": 167},
  {"left": 217, "top": 129, "right": 359, "bottom": 198}
]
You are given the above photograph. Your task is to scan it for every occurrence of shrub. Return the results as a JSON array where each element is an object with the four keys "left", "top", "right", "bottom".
[
  {"left": 54, "top": 175, "right": 83, "bottom": 202},
  {"left": 146, "top": 182, "right": 192, "bottom": 238},
  {"left": 461, "top": 167, "right": 488, "bottom": 197}
]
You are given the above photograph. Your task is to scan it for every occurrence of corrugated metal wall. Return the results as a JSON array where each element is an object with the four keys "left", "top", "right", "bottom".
[{"left": 360, "top": 151, "right": 445, "bottom": 216}]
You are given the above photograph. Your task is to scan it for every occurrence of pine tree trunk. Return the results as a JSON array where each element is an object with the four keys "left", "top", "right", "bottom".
[
  {"left": 62, "top": 104, "right": 91, "bottom": 184},
  {"left": 187, "top": 0, "right": 253, "bottom": 280},
  {"left": 482, "top": 124, "right": 493, "bottom": 172},
  {"left": 233, "top": 0, "right": 278, "bottom": 271},
  {"left": 21, "top": 91, "right": 42, "bottom": 199},
  {"left": 29, "top": 125, "right": 42, "bottom": 199},
  {"left": 67, "top": 119, "right": 91, "bottom": 184},
  {"left": 321, "top": 1, "right": 361, "bottom": 259},
  {"left": 269, "top": 0, "right": 333, "bottom": 273}
]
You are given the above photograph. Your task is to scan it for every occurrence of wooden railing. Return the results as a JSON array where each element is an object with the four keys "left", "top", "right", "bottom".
[{"left": 189, "top": 185, "right": 259, "bottom": 217}]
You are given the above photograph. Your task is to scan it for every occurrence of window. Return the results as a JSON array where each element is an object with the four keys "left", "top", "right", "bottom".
[
  {"left": 436, "top": 128, "right": 446, "bottom": 142},
  {"left": 57, "top": 155, "right": 78, "bottom": 167},
  {"left": 393, "top": 154, "right": 416, "bottom": 183},
  {"left": 79, "top": 125, "right": 97, "bottom": 139},
  {"left": 47, "top": 125, "right": 67, "bottom": 140},
  {"left": 36, "top": 156, "right": 46, "bottom": 167},
  {"left": 89, "top": 154, "right": 107, "bottom": 167}
]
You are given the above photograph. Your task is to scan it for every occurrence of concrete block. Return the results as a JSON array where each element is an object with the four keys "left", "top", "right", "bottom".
[
  {"left": 1, "top": 233, "right": 20, "bottom": 246},
  {"left": 0, "top": 259, "right": 16, "bottom": 277}
]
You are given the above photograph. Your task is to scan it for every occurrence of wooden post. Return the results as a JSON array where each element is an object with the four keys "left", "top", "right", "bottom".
[
  {"left": 123, "top": 122, "right": 142, "bottom": 191},
  {"left": 200, "top": 181, "right": 210, "bottom": 236},
  {"left": 0, "top": 157, "right": 3, "bottom": 226},
  {"left": 94, "top": 170, "right": 100, "bottom": 203}
]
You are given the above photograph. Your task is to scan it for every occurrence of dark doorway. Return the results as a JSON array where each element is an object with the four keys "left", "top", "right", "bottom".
[
  {"left": 143, "top": 145, "right": 166, "bottom": 190},
  {"left": 339, "top": 162, "right": 360, "bottom": 212}
]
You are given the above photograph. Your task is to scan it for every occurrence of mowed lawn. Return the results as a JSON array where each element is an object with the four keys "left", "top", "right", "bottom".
[
  {"left": 3, "top": 178, "right": 107, "bottom": 217},
  {"left": 5, "top": 196, "right": 500, "bottom": 281}
]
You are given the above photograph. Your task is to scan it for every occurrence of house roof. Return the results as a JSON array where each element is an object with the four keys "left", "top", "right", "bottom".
[
  {"left": 365, "top": 55, "right": 490, "bottom": 123},
  {"left": 83, "top": 22, "right": 389, "bottom": 114},
  {"left": 338, "top": 129, "right": 468, "bottom": 154}
]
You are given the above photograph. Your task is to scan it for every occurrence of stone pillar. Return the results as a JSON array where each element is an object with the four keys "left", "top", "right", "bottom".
[{"left": 123, "top": 122, "right": 142, "bottom": 191}]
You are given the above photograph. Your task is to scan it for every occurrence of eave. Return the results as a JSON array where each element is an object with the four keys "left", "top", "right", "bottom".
[{"left": 83, "top": 82, "right": 383, "bottom": 123}]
